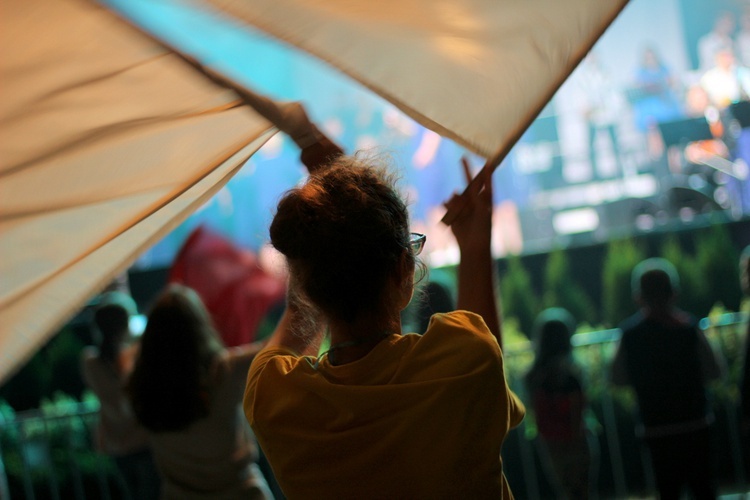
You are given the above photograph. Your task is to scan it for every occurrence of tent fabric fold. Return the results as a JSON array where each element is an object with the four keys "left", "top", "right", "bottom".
[
  {"left": 201, "top": 0, "right": 630, "bottom": 160},
  {"left": 0, "top": 0, "right": 276, "bottom": 383}
]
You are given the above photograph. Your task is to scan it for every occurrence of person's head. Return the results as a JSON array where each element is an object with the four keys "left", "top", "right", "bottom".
[
  {"left": 631, "top": 258, "right": 680, "bottom": 310},
  {"left": 270, "top": 154, "right": 423, "bottom": 330},
  {"left": 740, "top": 245, "right": 750, "bottom": 296},
  {"left": 641, "top": 45, "right": 661, "bottom": 69},
  {"left": 715, "top": 48, "right": 737, "bottom": 71},
  {"left": 129, "top": 284, "right": 224, "bottom": 433},
  {"left": 92, "top": 292, "right": 137, "bottom": 362},
  {"left": 714, "top": 11, "right": 735, "bottom": 36},
  {"left": 685, "top": 84, "right": 711, "bottom": 115},
  {"left": 532, "top": 308, "right": 576, "bottom": 363},
  {"left": 414, "top": 281, "right": 455, "bottom": 334}
]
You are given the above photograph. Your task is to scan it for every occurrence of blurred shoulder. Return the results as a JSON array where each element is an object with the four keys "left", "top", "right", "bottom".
[
  {"left": 618, "top": 311, "right": 645, "bottom": 334},
  {"left": 80, "top": 346, "right": 101, "bottom": 371},
  {"left": 672, "top": 308, "right": 698, "bottom": 329},
  {"left": 81, "top": 346, "right": 99, "bottom": 361}
]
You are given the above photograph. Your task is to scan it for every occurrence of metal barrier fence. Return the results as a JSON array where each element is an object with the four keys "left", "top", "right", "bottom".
[
  {"left": 502, "top": 312, "right": 749, "bottom": 499},
  {"left": 1, "top": 313, "right": 748, "bottom": 499},
  {"left": 0, "top": 405, "right": 129, "bottom": 500}
]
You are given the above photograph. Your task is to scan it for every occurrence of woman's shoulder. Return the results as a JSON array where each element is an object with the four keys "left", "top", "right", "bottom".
[
  {"left": 80, "top": 346, "right": 103, "bottom": 373},
  {"left": 420, "top": 310, "right": 501, "bottom": 360},
  {"left": 210, "top": 350, "right": 239, "bottom": 385},
  {"left": 424, "top": 310, "right": 494, "bottom": 340},
  {"left": 81, "top": 346, "right": 99, "bottom": 361},
  {"left": 249, "top": 345, "right": 309, "bottom": 374},
  {"left": 403, "top": 312, "right": 504, "bottom": 386}
]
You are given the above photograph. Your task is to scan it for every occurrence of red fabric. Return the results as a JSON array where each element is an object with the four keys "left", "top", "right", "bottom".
[
  {"left": 169, "top": 226, "right": 285, "bottom": 346},
  {"left": 533, "top": 389, "right": 585, "bottom": 442}
]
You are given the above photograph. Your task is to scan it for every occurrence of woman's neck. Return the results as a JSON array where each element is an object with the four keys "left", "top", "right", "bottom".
[{"left": 326, "top": 313, "right": 402, "bottom": 365}]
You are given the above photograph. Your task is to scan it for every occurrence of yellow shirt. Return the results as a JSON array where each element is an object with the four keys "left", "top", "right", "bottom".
[{"left": 244, "top": 311, "right": 525, "bottom": 499}]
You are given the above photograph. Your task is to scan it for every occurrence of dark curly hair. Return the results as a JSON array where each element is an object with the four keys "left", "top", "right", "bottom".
[
  {"left": 128, "top": 284, "right": 224, "bottom": 433},
  {"left": 270, "top": 154, "right": 420, "bottom": 325}
]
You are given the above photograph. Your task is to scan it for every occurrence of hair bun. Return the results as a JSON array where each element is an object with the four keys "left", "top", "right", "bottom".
[{"left": 269, "top": 193, "right": 317, "bottom": 259}]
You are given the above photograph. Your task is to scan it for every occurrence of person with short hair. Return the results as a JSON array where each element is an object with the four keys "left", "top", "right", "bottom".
[
  {"left": 611, "top": 258, "right": 721, "bottom": 500},
  {"left": 81, "top": 291, "right": 160, "bottom": 500}
]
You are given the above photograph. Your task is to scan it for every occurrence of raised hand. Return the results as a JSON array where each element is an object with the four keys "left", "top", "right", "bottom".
[
  {"left": 445, "top": 157, "right": 493, "bottom": 252},
  {"left": 445, "top": 157, "right": 501, "bottom": 346}
]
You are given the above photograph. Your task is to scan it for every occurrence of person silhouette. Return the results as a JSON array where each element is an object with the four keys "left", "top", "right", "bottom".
[
  {"left": 700, "top": 48, "right": 750, "bottom": 110},
  {"left": 244, "top": 149, "right": 525, "bottom": 498},
  {"left": 412, "top": 280, "right": 455, "bottom": 334},
  {"left": 81, "top": 291, "right": 160, "bottom": 500},
  {"left": 576, "top": 51, "right": 627, "bottom": 181},
  {"left": 128, "top": 284, "right": 272, "bottom": 500},
  {"left": 611, "top": 258, "right": 722, "bottom": 500},
  {"left": 698, "top": 11, "right": 736, "bottom": 71},
  {"left": 524, "top": 308, "right": 593, "bottom": 499}
]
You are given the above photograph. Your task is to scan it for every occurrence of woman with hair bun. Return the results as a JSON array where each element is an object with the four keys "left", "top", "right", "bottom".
[{"left": 244, "top": 141, "right": 525, "bottom": 499}]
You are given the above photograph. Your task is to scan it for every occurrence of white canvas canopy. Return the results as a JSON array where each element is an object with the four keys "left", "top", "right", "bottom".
[
  {"left": 204, "top": 0, "right": 629, "bottom": 159},
  {"left": 0, "top": 0, "right": 628, "bottom": 382},
  {"left": 0, "top": 0, "right": 276, "bottom": 382}
]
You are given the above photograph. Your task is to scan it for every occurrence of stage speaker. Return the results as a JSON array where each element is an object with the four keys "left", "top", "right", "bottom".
[
  {"left": 599, "top": 197, "right": 662, "bottom": 231},
  {"left": 666, "top": 186, "right": 721, "bottom": 215},
  {"left": 657, "top": 116, "right": 714, "bottom": 147}
]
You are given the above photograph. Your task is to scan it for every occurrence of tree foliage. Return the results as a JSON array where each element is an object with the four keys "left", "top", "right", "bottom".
[
  {"left": 500, "top": 255, "right": 540, "bottom": 338},
  {"left": 660, "top": 234, "right": 707, "bottom": 317},
  {"left": 542, "top": 249, "right": 596, "bottom": 327},
  {"left": 602, "top": 238, "right": 645, "bottom": 327},
  {"left": 695, "top": 225, "right": 741, "bottom": 312}
]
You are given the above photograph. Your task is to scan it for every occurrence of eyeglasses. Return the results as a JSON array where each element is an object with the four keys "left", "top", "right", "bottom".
[{"left": 409, "top": 232, "right": 427, "bottom": 256}]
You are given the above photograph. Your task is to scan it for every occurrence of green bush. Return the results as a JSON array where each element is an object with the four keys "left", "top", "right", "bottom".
[
  {"left": 695, "top": 225, "right": 741, "bottom": 313},
  {"left": 602, "top": 239, "right": 645, "bottom": 327},
  {"left": 500, "top": 255, "right": 540, "bottom": 338},
  {"left": 661, "top": 234, "right": 708, "bottom": 317},
  {"left": 542, "top": 249, "right": 596, "bottom": 326},
  {"left": 0, "top": 327, "right": 87, "bottom": 411},
  {"left": 600, "top": 224, "right": 741, "bottom": 326}
]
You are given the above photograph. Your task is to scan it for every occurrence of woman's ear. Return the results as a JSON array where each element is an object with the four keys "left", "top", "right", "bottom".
[{"left": 395, "top": 251, "right": 416, "bottom": 310}]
